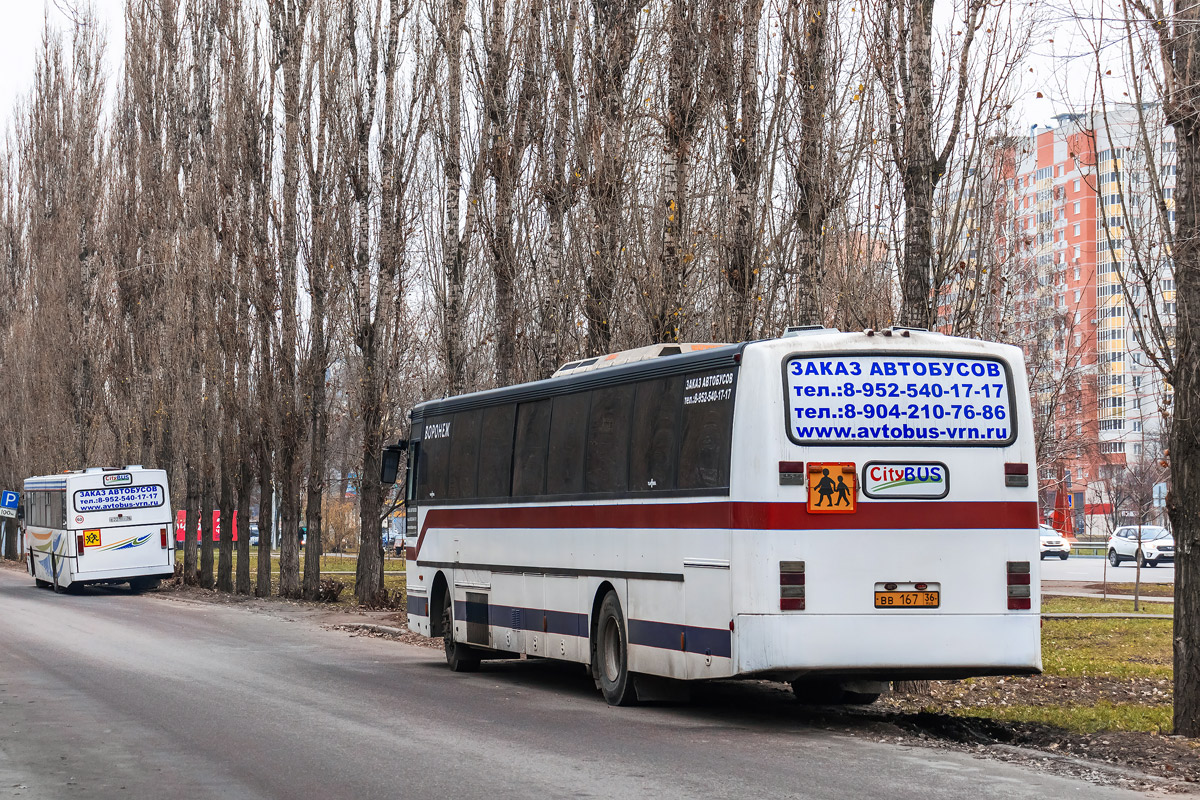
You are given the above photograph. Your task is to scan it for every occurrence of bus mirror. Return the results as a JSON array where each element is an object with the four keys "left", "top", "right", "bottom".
[{"left": 381, "top": 444, "right": 405, "bottom": 485}]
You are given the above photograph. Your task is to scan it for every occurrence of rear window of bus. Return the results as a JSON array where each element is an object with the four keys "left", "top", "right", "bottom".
[
  {"left": 74, "top": 484, "right": 167, "bottom": 514},
  {"left": 784, "top": 353, "right": 1015, "bottom": 447}
]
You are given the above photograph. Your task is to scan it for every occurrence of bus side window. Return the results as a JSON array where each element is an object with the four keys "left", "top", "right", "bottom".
[
  {"left": 585, "top": 384, "right": 635, "bottom": 494},
  {"left": 417, "top": 416, "right": 453, "bottom": 501},
  {"left": 547, "top": 392, "right": 590, "bottom": 496},
  {"left": 447, "top": 409, "right": 483, "bottom": 500},
  {"left": 478, "top": 404, "right": 516, "bottom": 499},
  {"left": 630, "top": 376, "right": 683, "bottom": 493},
  {"left": 678, "top": 370, "right": 736, "bottom": 490},
  {"left": 513, "top": 399, "right": 552, "bottom": 498},
  {"left": 405, "top": 444, "right": 419, "bottom": 504}
]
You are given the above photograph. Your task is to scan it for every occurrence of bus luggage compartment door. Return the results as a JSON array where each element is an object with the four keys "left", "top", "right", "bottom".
[{"left": 683, "top": 559, "right": 732, "bottom": 679}]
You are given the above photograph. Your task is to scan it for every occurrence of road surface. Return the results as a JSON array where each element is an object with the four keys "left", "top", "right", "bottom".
[
  {"left": 1040, "top": 553, "right": 1174, "bottom": 583},
  {"left": 0, "top": 567, "right": 1155, "bottom": 799}
]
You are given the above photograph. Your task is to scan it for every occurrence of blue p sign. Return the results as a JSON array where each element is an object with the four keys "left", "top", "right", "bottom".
[{"left": 0, "top": 491, "right": 16, "bottom": 510}]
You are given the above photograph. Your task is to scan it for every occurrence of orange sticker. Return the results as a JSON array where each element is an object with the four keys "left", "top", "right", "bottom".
[
  {"left": 807, "top": 463, "right": 857, "bottom": 513},
  {"left": 83, "top": 529, "right": 101, "bottom": 547}
]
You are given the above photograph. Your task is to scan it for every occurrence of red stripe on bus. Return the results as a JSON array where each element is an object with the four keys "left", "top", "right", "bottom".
[{"left": 411, "top": 501, "right": 1037, "bottom": 560}]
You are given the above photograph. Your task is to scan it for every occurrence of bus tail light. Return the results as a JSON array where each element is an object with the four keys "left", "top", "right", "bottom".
[
  {"left": 780, "top": 561, "right": 805, "bottom": 611},
  {"left": 77, "top": 533, "right": 85, "bottom": 554},
  {"left": 160, "top": 528, "right": 168, "bottom": 548},
  {"left": 1004, "top": 462, "right": 1029, "bottom": 487},
  {"left": 1007, "top": 561, "right": 1031, "bottom": 609}
]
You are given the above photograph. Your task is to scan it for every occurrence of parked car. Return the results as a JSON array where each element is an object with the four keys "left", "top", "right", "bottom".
[
  {"left": 1108, "top": 525, "right": 1174, "bottom": 568},
  {"left": 1039, "top": 524, "right": 1071, "bottom": 560},
  {"left": 248, "top": 523, "right": 260, "bottom": 547}
]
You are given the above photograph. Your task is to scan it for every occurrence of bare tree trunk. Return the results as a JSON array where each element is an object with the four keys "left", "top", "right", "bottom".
[
  {"left": 217, "top": 441, "right": 234, "bottom": 593},
  {"left": 440, "top": 0, "right": 469, "bottom": 394},
  {"left": 199, "top": 459, "right": 215, "bottom": 590},
  {"left": 236, "top": 442, "right": 252, "bottom": 595},
  {"left": 718, "top": 0, "right": 765, "bottom": 340},
  {"left": 184, "top": 462, "right": 199, "bottom": 585},
  {"left": 583, "top": 0, "right": 638, "bottom": 356},
  {"left": 1165, "top": 1, "right": 1200, "bottom": 733},
  {"left": 255, "top": 446, "right": 274, "bottom": 598},
  {"left": 269, "top": 0, "right": 312, "bottom": 600},
  {"left": 792, "top": 0, "right": 829, "bottom": 326}
]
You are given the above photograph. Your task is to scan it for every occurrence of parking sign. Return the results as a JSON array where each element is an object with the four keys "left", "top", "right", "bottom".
[{"left": 0, "top": 490, "right": 17, "bottom": 519}]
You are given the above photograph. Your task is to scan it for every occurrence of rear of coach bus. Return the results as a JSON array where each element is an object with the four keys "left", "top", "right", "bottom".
[
  {"left": 68, "top": 468, "right": 175, "bottom": 587},
  {"left": 728, "top": 328, "right": 1041, "bottom": 685}
]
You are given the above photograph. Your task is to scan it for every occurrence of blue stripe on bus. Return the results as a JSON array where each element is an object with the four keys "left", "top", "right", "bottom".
[
  {"left": 444, "top": 599, "right": 732, "bottom": 659},
  {"left": 628, "top": 619, "right": 733, "bottom": 659},
  {"left": 23, "top": 481, "right": 66, "bottom": 490}
]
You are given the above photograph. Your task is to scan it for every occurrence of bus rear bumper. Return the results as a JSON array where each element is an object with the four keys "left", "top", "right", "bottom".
[{"left": 733, "top": 612, "right": 1042, "bottom": 681}]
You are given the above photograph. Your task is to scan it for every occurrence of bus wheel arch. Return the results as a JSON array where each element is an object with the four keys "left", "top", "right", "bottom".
[
  {"left": 590, "top": 585, "right": 636, "bottom": 706},
  {"left": 433, "top": 572, "right": 479, "bottom": 673}
]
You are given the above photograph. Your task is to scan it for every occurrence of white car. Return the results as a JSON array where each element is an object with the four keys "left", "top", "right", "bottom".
[
  {"left": 1108, "top": 525, "right": 1174, "bottom": 568},
  {"left": 1039, "top": 525, "right": 1071, "bottom": 560}
]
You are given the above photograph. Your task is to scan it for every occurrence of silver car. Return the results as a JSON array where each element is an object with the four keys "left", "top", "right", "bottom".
[{"left": 1108, "top": 525, "right": 1174, "bottom": 568}]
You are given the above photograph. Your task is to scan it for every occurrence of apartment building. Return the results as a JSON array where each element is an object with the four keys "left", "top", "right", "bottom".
[{"left": 942, "top": 108, "right": 1174, "bottom": 534}]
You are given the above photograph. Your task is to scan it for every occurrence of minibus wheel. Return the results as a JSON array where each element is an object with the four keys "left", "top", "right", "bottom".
[
  {"left": 34, "top": 578, "right": 50, "bottom": 589},
  {"left": 593, "top": 591, "right": 636, "bottom": 706},
  {"left": 441, "top": 593, "right": 480, "bottom": 673}
]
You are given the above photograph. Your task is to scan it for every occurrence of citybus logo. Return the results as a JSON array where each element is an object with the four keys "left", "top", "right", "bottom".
[
  {"left": 102, "top": 473, "right": 133, "bottom": 487},
  {"left": 862, "top": 462, "right": 949, "bottom": 499}
]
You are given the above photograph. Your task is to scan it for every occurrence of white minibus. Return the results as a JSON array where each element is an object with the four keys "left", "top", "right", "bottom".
[
  {"left": 383, "top": 328, "right": 1041, "bottom": 705},
  {"left": 24, "top": 466, "right": 175, "bottom": 592}
]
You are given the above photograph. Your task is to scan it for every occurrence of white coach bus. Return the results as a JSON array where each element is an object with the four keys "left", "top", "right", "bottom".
[
  {"left": 382, "top": 328, "right": 1041, "bottom": 705},
  {"left": 24, "top": 466, "right": 175, "bottom": 592}
]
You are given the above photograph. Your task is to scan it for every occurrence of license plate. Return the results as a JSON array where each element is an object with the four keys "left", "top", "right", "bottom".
[{"left": 875, "top": 591, "right": 940, "bottom": 608}]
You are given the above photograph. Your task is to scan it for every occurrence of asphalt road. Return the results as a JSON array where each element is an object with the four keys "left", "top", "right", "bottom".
[
  {"left": 0, "top": 568, "right": 1154, "bottom": 800},
  {"left": 1040, "top": 553, "right": 1175, "bottom": 583}
]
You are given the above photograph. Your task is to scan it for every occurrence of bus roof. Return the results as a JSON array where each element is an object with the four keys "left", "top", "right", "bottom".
[{"left": 409, "top": 327, "right": 1019, "bottom": 424}]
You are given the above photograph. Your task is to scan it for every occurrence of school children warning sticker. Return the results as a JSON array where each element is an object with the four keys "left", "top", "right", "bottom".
[
  {"left": 808, "top": 463, "right": 857, "bottom": 513},
  {"left": 83, "top": 529, "right": 101, "bottom": 547}
]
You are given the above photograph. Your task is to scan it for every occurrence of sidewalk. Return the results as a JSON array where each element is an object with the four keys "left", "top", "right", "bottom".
[{"left": 1043, "top": 580, "right": 1173, "bottom": 603}]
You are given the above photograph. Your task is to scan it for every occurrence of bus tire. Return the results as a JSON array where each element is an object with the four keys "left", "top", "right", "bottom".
[
  {"left": 34, "top": 578, "right": 50, "bottom": 589},
  {"left": 593, "top": 591, "right": 637, "bottom": 706},
  {"left": 129, "top": 578, "right": 160, "bottom": 593},
  {"left": 441, "top": 593, "right": 480, "bottom": 673}
]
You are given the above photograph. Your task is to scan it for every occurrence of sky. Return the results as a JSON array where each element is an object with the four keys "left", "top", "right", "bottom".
[
  {"left": 0, "top": 0, "right": 1099, "bottom": 137},
  {"left": 0, "top": 0, "right": 126, "bottom": 131}
]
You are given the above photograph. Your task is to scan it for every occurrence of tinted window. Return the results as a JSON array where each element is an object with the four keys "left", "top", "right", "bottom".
[
  {"left": 585, "top": 384, "right": 635, "bottom": 493},
  {"left": 630, "top": 376, "right": 683, "bottom": 493},
  {"left": 477, "top": 404, "right": 516, "bottom": 499},
  {"left": 678, "top": 369, "right": 736, "bottom": 490},
  {"left": 447, "top": 410, "right": 483, "bottom": 499},
  {"left": 547, "top": 392, "right": 591, "bottom": 495},
  {"left": 512, "top": 400, "right": 552, "bottom": 497},
  {"left": 417, "top": 416, "right": 453, "bottom": 501}
]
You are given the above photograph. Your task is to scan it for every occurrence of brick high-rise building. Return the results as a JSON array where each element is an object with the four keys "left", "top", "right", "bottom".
[{"left": 942, "top": 107, "right": 1174, "bottom": 535}]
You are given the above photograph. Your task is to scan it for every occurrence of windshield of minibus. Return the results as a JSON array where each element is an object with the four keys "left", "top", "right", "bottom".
[{"left": 785, "top": 353, "right": 1015, "bottom": 446}]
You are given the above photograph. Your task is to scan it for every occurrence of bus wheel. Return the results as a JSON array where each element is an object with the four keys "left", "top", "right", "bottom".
[
  {"left": 441, "top": 594, "right": 480, "bottom": 673},
  {"left": 129, "top": 578, "right": 160, "bottom": 593},
  {"left": 34, "top": 578, "right": 50, "bottom": 589},
  {"left": 593, "top": 591, "right": 636, "bottom": 706}
]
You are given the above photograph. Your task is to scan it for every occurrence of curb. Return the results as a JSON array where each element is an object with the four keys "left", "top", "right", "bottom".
[{"left": 338, "top": 622, "right": 408, "bottom": 636}]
